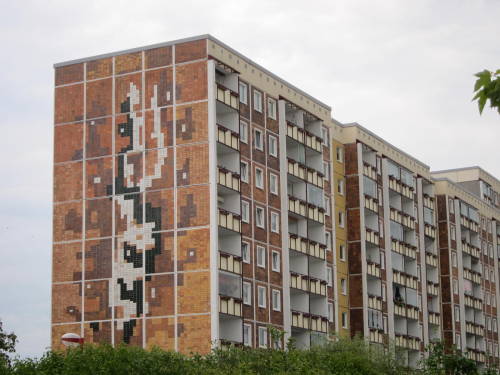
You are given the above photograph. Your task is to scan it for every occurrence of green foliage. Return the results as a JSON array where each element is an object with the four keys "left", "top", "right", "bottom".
[
  {"left": 473, "top": 69, "right": 500, "bottom": 115},
  {"left": 420, "top": 342, "right": 478, "bottom": 375},
  {"left": 0, "top": 319, "right": 18, "bottom": 369}
]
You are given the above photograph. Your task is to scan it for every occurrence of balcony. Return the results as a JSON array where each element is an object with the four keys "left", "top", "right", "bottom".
[
  {"left": 429, "top": 312, "right": 440, "bottom": 325},
  {"left": 218, "top": 167, "right": 240, "bottom": 192},
  {"left": 290, "top": 272, "right": 309, "bottom": 292},
  {"left": 218, "top": 209, "right": 241, "bottom": 233},
  {"left": 392, "top": 239, "right": 417, "bottom": 259},
  {"left": 390, "top": 208, "right": 402, "bottom": 224},
  {"left": 427, "top": 282, "right": 439, "bottom": 296},
  {"left": 363, "top": 162, "right": 377, "bottom": 180},
  {"left": 425, "top": 252, "right": 438, "bottom": 267},
  {"left": 423, "top": 194, "right": 435, "bottom": 210},
  {"left": 308, "top": 241, "right": 327, "bottom": 260},
  {"left": 462, "top": 240, "right": 481, "bottom": 258},
  {"left": 368, "top": 294, "right": 383, "bottom": 310},
  {"left": 307, "top": 204, "right": 325, "bottom": 224},
  {"left": 395, "top": 334, "right": 420, "bottom": 351},
  {"left": 287, "top": 121, "right": 305, "bottom": 143},
  {"left": 217, "top": 125, "right": 239, "bottom": 151},
  {"left": 465, "top": 350, "right": 485, "bottom": 363},
  {"left": 307, "top": 168, "right": 324, "bottom": 189},
  {"left": 367, "top": 260, "right": 381, "bottom": 278},
  {"left": 286, "top": 122, "right": 322, "bottom": 153},
  {"left": 466, "top": 321, "right": 485, "bottom": 336},
  {"left": 394, "top": 304, "right": 419, "bottom": 320},
  {"left": 365, "top": 228, "right": 380, "bottom": 246},
  {"left": 463, "top": 267, "right": 481, "bottom": 285},
  {"left": 364, "top": 195, "right": 378, "bottom": 213},
  {"left": 460, "top": 215, "right": 479, "bottom": 233},
  {"left": 291, "top": 311, "right": 327, "bottom": 333},
  {"left": 288, "top": 158, "right": 306, "bottom": 181},
  {"left": 291, "top": 310, "right": 310, "bottom": 330},
  {"left": 288, "top": 196, "right": 308, "bottom": 217},
  {"left": 309, "top": 278, "right": 327, "bottom": 296},
  {"left": 393, "top": 270, "right": 418, "bottom": 289},
  {"left": 219, "top": 252, "right": 242, "bottom": 274},
  {"left": 289, "top": 233, "right": 308, "bottom": 254},
  {"left": 305, "top": 131, "right": 323, "bottom": 153},
  {"left": 369, "top": 329, "right": 384, "bottom": 344},
  {"left": 310, "top": 315, "right": 328, "bottom": 333},
  {"left": 219, "top": 295, "right": 242, "bottom": 317},
  {"left": 401, "top": 214, "right": 416, "bottom": 230},
  {"left": 424, "top": 223, "right": 436, "bottom": 239},
  {"left": 216, "top": 83, "right": 239, "bottom": 110},
  {"left": 401, "top": 184, "right": 414, "bottom": 200},
  {"left": 464, "top": 295, "right": 483, "bottom": 310}
]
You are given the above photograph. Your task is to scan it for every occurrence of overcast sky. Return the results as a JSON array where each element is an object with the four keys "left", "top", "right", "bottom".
[{"left": 0, "top": 0, "right": 499, "bottom": 359}]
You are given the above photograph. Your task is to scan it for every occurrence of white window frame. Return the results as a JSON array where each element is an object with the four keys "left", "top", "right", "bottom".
[
  {"left": 243, "top": 282, "right": 252, "bottom": 305},
  {"left": 267, "top": 97, "right": 277, "bottom": 120},
  {"left": 255, "top": 206, "right": 265, "bottom": 228},
  {"left": 271, "top": 212, "right": 280, "bottom": 233},
  {"left": 327, "top": 266, "right": 333, "bottom": 286},
  {"left": 342, "top": 312, "right": 348, "bottom": 329},
  {"left": 257, "top": 286, "right": 267, "bottom": 308},
  {"left": 338, "top": 179, "right": 345, "bottom": 196},
  {"left": 257, "top": 245, "right": 266, "bottom": 268},
  {"left": 322, "top": 127, "right": 329, "bottom": 147},
  {"left": 325, "top": 231, "right": 331, "bottom": 250},
  {"left": 269, "top": 173, "right": 278, "bottom": 195},
  {"left": 323, "top": 161, "right": 330, "bottom": 181},
  {"left": 240, "top": 161, "right": 249, "bottom": 183},
  {"left": 254, "top": 128, "right": 263, "bottom": 151},
  {"left": 272, "top": 289, "right": 281, "bottom": 312},
  {"left": 255, "top": 167, "right": 264, "bottom": 189},
  {"left": 239, "top": 81, "right": 248, "bottom": 105},
  {"left": 268, "top": 134, "right": 278, "bottom": 157},
  {"left": 454, "top": 305, "right": 460, "bottom": 322},
  {"left": 450, "top": 224, "right": 456, "bottom": 241},
  {"left": 328, "top": 303, "right": 334, "bottom": 322},
  {"left": 336, "top": 147, "right": 344, "bottom": 163},
  {"left": 242, "top": 241, "right": 250, "bottom": 264},
  {"left": 340, "top": 244, "right": 346, "bottom": 261},
  {"left": 258, "top": 326, "right": 267, "bottom": 348},
  {"left": 243, "top": 323, "right": 252, "bottom": 346},
  {"left": 455, "top": 334, "right": 461, "bottom": 349},
  {"left": 341, "top": 278, "right": 347, "bottom": 295},
  {"left": 241, "top": 200, "right": 250, "bottom": 223},
  {"left": 271, "top": 250, "right": 280, "bottom": 272},
  {"left": 325, "top": 197, "right": 331, "bottom": 216},
  {"left": 253, "top": 90, "right": 263, "bottom": 113},
  {"left": 339, "top": 211, "right": 345, "bottom": 228},
  {"left": 240, "top": 121, "right": 248, "bottom": 144}
]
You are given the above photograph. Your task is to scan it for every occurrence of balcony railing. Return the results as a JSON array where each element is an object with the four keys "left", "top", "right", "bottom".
[
  {"left": 464, "top": 295, "right": 483, "bottom": 310},
  {"left": 364, "top": 195, "right": 378, "bottom": 213},
  {"left": 368, "top": 294, "right": 383, "bottom": 310},
  {"left": 424, "top": 223, "right": 436, "bottom": 239},
  {"left": 291, "top": 311, "right": 328, "bottom": 333},
  {"left": 394, "top": 303, "right": 419, "bottom": 320},
  {"left": 363, "top": 162, "right": 377, "bottom": 180},
  {"left": 423, "top": 194, "right": 435, "bottom": 210},
  {"left": 466, "top": 321, "right": 485, "bottom": 336},
  {"left": 289, "top": 234, "right": 327, "bottom": 260},
  {"left": 389, "top": 176, "right": 414, "bottom": 200},
  {"left": 219, "top": 295, "right": 242, "bottom": 317},
  {"left": 305, "top": 131, "right": 323, "bottom": 153},
  {"left": 392, "top": 239, "right": 417, "bottom": 259},
  {"left": 219, "top": 252, "right": 242, "bottom": 274},
  {"left": 288, "top": 196, "right": 308, "bottom": 217},
  {"left": 427, "top": 281, "right": 439, "bottom": 296},
  {"left": 307, "top": 167, "right": 325, "bottom": 188},
  {"left": 425, "top": 252, "right": 438, "bottom": 267},
  {"left": 369, "top": 329, "right": 384, "bottom": 344},
  {"left": 218, "top": 167, "right": 240, "bottom": 191},
  {"left": 460, "top": 215, "right": 479, "bottom": 233},
  {"left": 216, "top": 84, "right": 239, "bottom": 110},
  {"left": 465, "top": 350, "right": 485, "bottom": 363},
  {"left": 462, "top": 240, "right": 481, "bottom": 258},
  {"left": 365, "top": 228, "right": 380, "bottom": 246},
  {"left": 218, "top": 209, "right": 241, "bottom": 233},
  {"left": 395, "top": 334, "right": 420, "bottom": 350},
  {"left": 393, "top": 270, "right": 418, "bottom": 289},
  {"left": 217, "top": 125, "right": 239, "bottom": 151},
  {"left": 290, "top": 272, "right": 309, "bottom": 292},
  {"left": 309, "top": 278, "right": 327, "bottom": 296},
  {"left": 463, "top": 267, "right": 481, "bottom": 285},
  {"left": 428, "top": 312, "right": 440, "bottom": 325},
  {"left": 308, "top": 204, "right": 325, "bottom": 224},
  {"left": 286, "top": 122, "right": 322, "bottom": 153},
  {"left": 291, "top": 310, "right": 309, "bottom": 330},
  {"left": 308, "top": 241, "right": 327, "bottom": 260},
  {"left": 367, "top": 260, "right": 381, "bottom": 278}
]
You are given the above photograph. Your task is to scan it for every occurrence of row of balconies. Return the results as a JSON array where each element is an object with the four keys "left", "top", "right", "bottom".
[
  {"left": 287, "top": 159, "right": 324, "bottom": 188},
  {"left": 219, "top": 252, "right": 242, "bottom": 274},
  {"left": 368, "top": 294, "right": 383, "bottom": 310},
  {"left": 218, "top": 209, "right": 241, "bottom": 232},
  {"left": 423, "top": 194, "right": 435, "bottom": 210},
  {"left": 369, "top": 328, "right": 385, "bottom": 344},
  {"left": 395, "top": 334, "right": 421, "bottom": 351},
  {"left": 429, "top": 312, "right": 440, "bottom": 325},
  {"left": 286, "top": 122, "right": 323, "bottom": 153},
  {"left": 219, "top": 295, "right": 242, "bottom": 317},
  {"left": 465, "top": 295, "right": 483, "bottom": 310},
  {"left": 393, "top": 270, "right": 419, "bottom": 289},
  {"left": 288, "top": 196, "right": 325, "bottom": 224},
  {"left": 289, "top": 233, "right": 327, "bottom": 260},
  {"left": 460, "top": 215, "right": 479, "bottom": 233},
  {"left": 216, "top": 83, "right": 239, "bottom": 110},
  {"left": 424, "top": 223, "right": 436, "bottom": 239},
  {"left": 389, "top": 176, "right": 414, "bottom": 200},
  {"left": 217, "top": 124, "right": 240, "bottom": 151},
  {"left": 394, "top": 303, "right": 419, "bottom": 320},
  {"left": 390, "top": 208, "right": 416, "bottom": 230},
  {"left": 218, "top": 167, "right": 240, "bottom": 192},
  {"left": 427, "top": 281, "right": 439, "bottom": 296},
  {"left": 366, "top": 228, "right": 380, "bottom": 246},
  {"left": 290, "top": 272, "right": 328, "bottom": 296},
  {"left": 392, "top": 239, "right": 417, "bottom": 259},
  {"left": 363, "top": 162, "right": 377, "bottom": 180},
  {"left": 463, "top": 267, "right": 482, "bottom": 285},
  {"left": 364, "top": 195, "right": 379, "bottom": 213},
  {"left": 426, "top": 252, "right": 439, "bottom": 267},
  {"left": 291, "top": 311, "right": 328, "bottom": 333},
  {"left": 462, "top": 240, "right": 481, "bottom": 258},
  {"left": 466, "top": 321, "right": 485, "bottom": 337},
  {"left": 465, "top": 349, "right": 486, "bottom": 363}
]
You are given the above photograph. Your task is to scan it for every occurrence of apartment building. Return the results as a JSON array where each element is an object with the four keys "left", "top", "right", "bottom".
[
  {"left": 431, "top": 167, "right": 500, "bottom": 367},
  {"left": 52, "top": 35, "right": 336, "bottom": 354}
]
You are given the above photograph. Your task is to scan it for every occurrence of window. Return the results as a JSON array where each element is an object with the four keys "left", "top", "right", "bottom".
[
  {"left": 243, "top": 324, "right": 251, "bottom": 346},
  {"left": 322, "top": 127, "right": 329, "bottom": 147},
  {"left": 255, "top": 167, "right": 264, "bottom": 189},
  {"left": 239, "top": 82, "right": 248, "bottom": 104},
  {"left": 341, "top": 278, "right": 347, "bottom": 295},
  {"left": 336, "top": 147, "right": 344, "bottom": 162},
  {"left": 491, "top": 270, "right": 495, "bottom": 282},
  {"left": 267, "top": 98, "right": 277, "bottom": 119},
  {"left": 453, "top": 279, "right": 458, "bottom": 295},
  {"left": 240, "top": 121, "right": 248, "bottom": 144},
  {"left": 494, "top": 319, "right": 498, "bottom": 333},
  {"left": 342, "top": 312, "right": 348, "bottom": 328},
  {"left": 327, "top": 267, "right": 333, "bottom": 286},
  {"left": 323, "top": 162, "right": 330, "bottom": 181},
  {"left": 382, "top": 285, "right": 386, "bottom": 301},
  {"left": 325, "top": 197, "right": 331, "bottom": 216},
  {"left": 269, "top": 173, "right": 278, "bottom": 195},
  {"left": 240, "top": 161, "right": 249, "bottom": 183},
  {"left": 243, "top": 282, "right": 252, "bottom": 305},
  {"left": 325, "top": 231, "right": 332, "bottom": 250},
  {"left": 450, "top": 224, "right": 456, "bottom": 241},
  {"left": 242, "top": 242, "right": 250, "bottom": 264},
  {"left": 268, "top": 135, "right": 278, "bottom": 157},
  {"left": 455, "top": 334, "right": 461, "bottom": 350},
  {"left": 338, "top": 211, "right": 345, "bottom": 228},
  {"left": 254, "top": 128, "right": 263, "bottom": 150},
  {"left": 449, "top": 198, "right": 454, "bottom": 213},
  {"left": 272, "top": 251, "right": 280, "bottom": 272},
  {"left": 256, "top": 206, "right": 265, "bottom": 228},
  {"left": 493, "top": 295, "right": 497, "bottom": 308},
  {"left": 257, "top": 286, "right": 266, "bottom": 308},
  {"left": 272, "top": 289, "right": 281, "bottom": 311},
  {"left": 256, "top": 246, "right": 266, "bottom": 268},
  {"left": 271, "top": 212, "right": 280, "bottom": 233},
  {"left": 454, "top": 305, "right": 460, "bottom": 322},
  {"left": 258, "top": 326, "right": 267, "bottom": 348},
  {"left": 451, "top": 252, "right": 457, "bottom": 267},
  {"left": 328, "top": 303, "right": 334, "bottom": 322},
  {"left": 337, "top": 179, "right": 345, "bottom": 195},
  {"left": 253, "top": 90, "right": 263, "bottom": 112},
  {"left": 241, "top": 200, "right": 250, "bottom": 223},
  {"left": 340, "top": 244, "right": 346, "bottom": 261}
]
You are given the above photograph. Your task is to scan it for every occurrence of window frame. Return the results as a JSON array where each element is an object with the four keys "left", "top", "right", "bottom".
[
  {"left": 243, "top": 282, "right": 252, "bottom": 305},
  {"left": 258, "top": 326, "right": 267, "bottom": 348},
  {"left": 255, "top": 206, "right": 265, "bottom": 228},
  {"left": 239, "top": 81, "right": 248, "bottom": 105},
  {"left": 272, "top": 289, "right": 281, "bottom": 312},
  {"left": 254, "top": 128, "right": 264, "bottom": 151},
  {"left": 242, "top": 241, "right": 250, "bottom": 264},
  {"left": 257, "top": 286, "right": 267, "bottom": 308},
  {"left": 255, "top": 167, "right": 264, "bottom": 189},
  {"left": 240, "top": 160, "right": 249, "bottom": 183},
  {"left": 240, "top": 121, "right": 248, "bottom": 144},
  {"left": 256, "top": 245, "right": 266, "bottom": 268},
  {"left": 267, "top": 97, "right": 277, "bottom": 120},
  {"left": 271, "top": 250, "right": 280, "bottom": 272},
  {"left": 268, "top": 134, "right": 278, "bottom": 157},
  {"left": 336, "top": 147, "right": 344, "bottom": 162},
  {"left": 241, "top": 200, "right": 250, "bottom": 223},
  {"left": 342, "top": 312, "right": 348, "bottom": 328},
  {"left": 341, "top": 278, "right": 347, "bottom": 295},
  {"left": 340, "top": 244, "right": 346, "bottom": 261},
  {"left": 243, "top": 323, "right": 252, "bottom": 346},
  {"left": 270, "top": 211, "right": 280, "bottom": 233},
  {"left": 269, "top": 173, "right": 278, "bottom": 195},
  {"left": 253, "top": 90, "right": 263, "bottom": 113}
]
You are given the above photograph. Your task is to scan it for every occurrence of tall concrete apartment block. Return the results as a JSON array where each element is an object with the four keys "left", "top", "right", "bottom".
[
  {"left": 52, "top": 34, "right": 500, "bottom": 367},
  {"left": 52, "top": 35, "right": 335, "bottom": 353}
]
